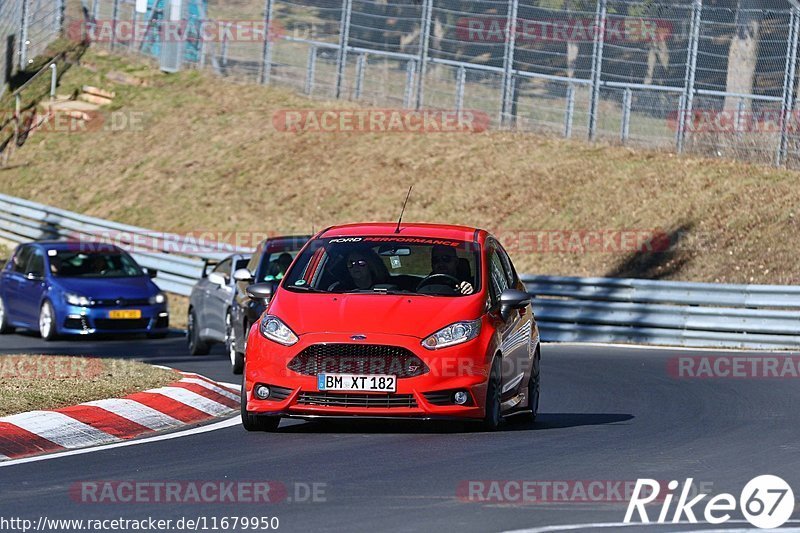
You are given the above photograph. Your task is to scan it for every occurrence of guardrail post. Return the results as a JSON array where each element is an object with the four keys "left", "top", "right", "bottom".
[
  {"left": 50, "top": 63, "right": 57, "bottom": 100},
  {"left": 776, "top": 5, "right": 799, "bottom": 167},
  {"left": 305, "top": 45, "right": 317, "bottom": 95},
  {"left": 334, "top": 0, "right": 353, "bottom": 99},
  {"left": 501, "top": 0, "right": 519, "bottom": 127},
  {"left": 415, "top": 0, "right": 433, "bottom": 109},
  {"left": 677, "top": 0, "right": 701, "bottom": 154},
  {"left": 587, "top": 0, "right": 606, "bottom": 141},
  {"left": 564, "top": 84, "right": 575, "bottom": 138},
  {"left": 621, "top": 87, "right": 632, "bottom": 143},
  {"left": 404, "top": 59, "right": 416, "bottom": 109},
  {"left": 455, "top": 65, "right": 466, "bottom": 113},
  {"left": 259, "top": 0, "right": 275, "bottom": 85},
  {"left": 19, "top": 0, "right": 30, "bottom": 69},
  {"left": 353, "top": 53, "right": 366, "bottom": 100}
]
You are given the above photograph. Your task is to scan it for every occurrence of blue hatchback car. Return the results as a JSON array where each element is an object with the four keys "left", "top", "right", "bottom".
[{"left": 0, "top": 241, "right": 169, "bottom": 340}]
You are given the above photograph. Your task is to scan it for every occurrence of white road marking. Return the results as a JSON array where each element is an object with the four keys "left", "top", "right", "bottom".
[
  {"left": 500, "top": 519, "right": 800, "bottom": 533},
  {"left": 179, "top": 378, "right": 239, "bottom": 401},
  {"left": 145, "top": 386, "right": 237, "bottom": 417},
  {"left": 82, "top": 398, "right": 184, "bottom": 431},
  {"left": 0, "top": 417, "right": 241, "bottom": 468},
  {"left": 546, "top": 342, "right": 799, "bottom": 355},
  {"left": 0, "top": 411, "right": 119, "bottom": 449}
]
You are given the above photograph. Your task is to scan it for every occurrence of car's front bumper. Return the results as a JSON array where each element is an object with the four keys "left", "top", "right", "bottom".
[
  {"left": 244, "top": 331, "right": 493, "bottom": 420},
  {"left": 57, "top": 303, "right": 169, "bottom": 335}
]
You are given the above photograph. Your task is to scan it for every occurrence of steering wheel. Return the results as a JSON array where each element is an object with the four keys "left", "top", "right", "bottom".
[{"left": 416, "top": 274, "right": 461, "bottom": 292}]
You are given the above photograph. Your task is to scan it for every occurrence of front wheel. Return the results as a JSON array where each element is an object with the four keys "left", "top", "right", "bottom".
[
  {"left": 0, "top": 296, "right": 14, "bottom": 334},
  {"left": 240, "top": 377, "right": 281, "bottom": 432},
  {"left": 39, "top": 300, "right": 57, "bottom": 341},
  {"left": 226, "top": 311, "right": 244, "bottom": 375},
  {"left": 481, "top": 357, "right": 503, "bottom": 431},
  {"left": 526, "top": 348, "right": 541, "bottom": 423}
]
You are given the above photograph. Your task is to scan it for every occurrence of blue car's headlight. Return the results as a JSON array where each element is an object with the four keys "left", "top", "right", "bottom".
[
  {"left": 64, "top": 292, "right": 92, "bottom": 307},
  {"left": 149, "top": 292, "right": 167, "bottom": 305},
  {"left": 422, "top": 319, "right": 481, "bottom": 350},
  {"left": 259, "top": 315, "right": 298, "bottom": 346}
]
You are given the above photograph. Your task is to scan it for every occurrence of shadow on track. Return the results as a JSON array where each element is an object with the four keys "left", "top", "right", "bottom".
[{"left": 274, "top": 412, "right": 634, "bottom": 435}]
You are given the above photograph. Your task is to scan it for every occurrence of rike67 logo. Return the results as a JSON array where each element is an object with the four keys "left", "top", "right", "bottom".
[{"left": 624, "top": 475, "right": 795, "bottom": 529}]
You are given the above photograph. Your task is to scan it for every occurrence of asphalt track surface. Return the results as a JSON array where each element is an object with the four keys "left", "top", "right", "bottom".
[{"left": 1, "top": 331, "right": 799, "bottom": 532}]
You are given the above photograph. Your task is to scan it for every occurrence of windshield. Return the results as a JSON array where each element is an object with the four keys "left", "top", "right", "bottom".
[
  {"left": 49, "top": 250, "right": 145, "bottom": 278},
  {"left": 283, "top": 237, "right": 481, "bottom": 296}
]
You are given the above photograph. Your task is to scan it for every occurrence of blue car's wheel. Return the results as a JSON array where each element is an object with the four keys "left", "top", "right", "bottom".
[
  {"left": 39, "top": 300, "right": 57, "bottom": 341},
  {"left": 0, "top": 296, "right": 14, "bottom": 334}
]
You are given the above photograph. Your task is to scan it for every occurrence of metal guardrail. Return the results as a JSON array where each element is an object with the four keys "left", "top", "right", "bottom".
[
  {"left": 0, "top": 193, "right": 251, "bottom": 296},
  {"left": 0, "top": 193, "right": 797, "bottom": 349},
  {"left": 522, "top": 275, "right": 800, "bottom": 350}
]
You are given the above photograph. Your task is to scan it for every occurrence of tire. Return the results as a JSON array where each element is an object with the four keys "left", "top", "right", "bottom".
[
  {"left": 240, "top": 377, "right": 281, "bottom": 432},
  {"left": 226, "top": 310, "right": 245, "bottom": 375},
  {"left": 481, "top": 357, "right": 503, "bottom": 431},
  {"left": 39, "top": 300, "right": 57, "bottom": 341},
  {"left": 187, "top": 309, "right": 210, "bottom": 356},
  {"left": 526, "top": 347, "right": 541, "bottom": 423},
  {"left": 0, "top": 296, "right": 14, "bottom": 334}
]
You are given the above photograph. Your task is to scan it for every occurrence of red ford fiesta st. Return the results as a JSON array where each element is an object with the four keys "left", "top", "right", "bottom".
[{"left": 241, "top": 223, "right": 540, "bottom": 431}]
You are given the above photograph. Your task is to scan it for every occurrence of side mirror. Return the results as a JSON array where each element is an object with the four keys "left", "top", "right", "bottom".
[
  {"left": 145, "top": 268, "right": 158, "bottom": 279},
  {"left": 233, "top": 268, "right": 254, "bottom": 283},
  {"left": 499, "top": 288, "right": 531, "bottom": 320},
  {"left": 207, "top": 272, "right": 228, "bottom": 287},
  {"left": 247, "top": 282, "right": 276, "bottom": 303}
]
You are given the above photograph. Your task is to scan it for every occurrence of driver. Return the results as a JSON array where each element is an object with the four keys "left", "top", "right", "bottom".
[{"left": 431, "top": 245, "right": 474, "bottom": 295}]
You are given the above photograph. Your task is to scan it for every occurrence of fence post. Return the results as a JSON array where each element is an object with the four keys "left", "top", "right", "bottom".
[
  {"left": 455, "top": 65, "right": 466, "bottom": 113},
  {"left": 221, "top": 29, "right": 229, "bottom": 67},
  {"left": 111, "top": 0, "right": 121, "bottom": 50},
  {"left": 415, "top": 0, "right": 433, "bottom": 109},
  {"left": 776, "top": 5, "right": 799, "bottom": 167},
  {"left": 353, "top": 53, "right": 366, "bottom": 100},
  {"left": 19, "top": 0, "right": 30, "bottom": 69},
  {"left": 334, "top": 0, "right": 353, "bottom": 99},
  {"left": 56, "top": 0, "right": 66, "bottom": 35},
  {"left": 50, "top": 63, "right": 57, "bottom": 100},
  {"left": 259, "top": 0, "right": 275, "bottom": 85},
  {"left": 501, "top": 0, "right": 519, "bottom": 127},
  {"left": 305, "top": 46, "right": 317, "bottom": 95},
  {"left": 621, "top": 87, "right": 631, "bottom": 143},
  {"left": 404, "top": 59, "right": 416, "bottom": 108},
  {"left": 587, "top": 0, "right": 606, "bottom": 140},
  {"left": 677, "top": 0, "right": 701, "bottom": 153},
  {"left": 564, "top": 84, "right": 575, "bottom": 138}
]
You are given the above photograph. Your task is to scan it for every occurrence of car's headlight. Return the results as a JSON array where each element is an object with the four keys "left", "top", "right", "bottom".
[
  {"left": 259, "top": 315, "right": 298, "bottom": 346},
  {"left": 149, "top": 292, "right": 167, "bottom": 305},
  {"left": 422, "top": 319, "right": 481, "bottom": 350},
  {"left": 65, "top": 292, "right": 92, "bottom": 307}
]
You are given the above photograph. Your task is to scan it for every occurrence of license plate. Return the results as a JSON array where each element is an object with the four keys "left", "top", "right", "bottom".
[
  {"left": 109, "top": 309, "right": 142, "bottom": 319},
  {"left": 317, "top": 373, "right": 397, "bottom": 392}
]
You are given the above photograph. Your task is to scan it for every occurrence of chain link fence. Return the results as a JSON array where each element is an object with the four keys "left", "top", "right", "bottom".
[
  {"left": 64, "top": 0, "right": 800, "bottom": 167},
  {"left": 1, "top": 0, "right": 64, "bottom": 92}
]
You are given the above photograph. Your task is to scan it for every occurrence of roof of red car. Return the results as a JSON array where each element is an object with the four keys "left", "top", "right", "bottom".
[{"left": 320, "top": 223, "right": 486, "bottom": 242}]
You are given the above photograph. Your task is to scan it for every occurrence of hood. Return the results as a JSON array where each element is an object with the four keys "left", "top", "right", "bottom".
[
  {"left": 268, "top": 290, "right": 485, "bottom": 339},
  {"left": 52, "top": 276, "right": 159, "bottom": 300}
]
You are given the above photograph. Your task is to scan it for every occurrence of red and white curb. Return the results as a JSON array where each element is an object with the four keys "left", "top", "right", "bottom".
[{"left": 0, "top": 371, "right": 239, "bottom": 461}]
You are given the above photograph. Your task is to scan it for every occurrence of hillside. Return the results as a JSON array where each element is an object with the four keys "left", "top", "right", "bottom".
[{"left": 0, "top": 48, "right": 797, "bottom": 285}]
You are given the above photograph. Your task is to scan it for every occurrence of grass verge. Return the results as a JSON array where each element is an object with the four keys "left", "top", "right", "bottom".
[
  {"left": 0, "top": 48, "right": 798, "bottom": 284},
  {"left": 0, "top": 355, "right": 178, "bottom": 417}
]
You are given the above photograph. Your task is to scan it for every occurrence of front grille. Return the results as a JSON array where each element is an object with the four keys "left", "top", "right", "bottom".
[
  {"left": 288, "top": 344, "right": 429, "bottom": 378},
  {"left": 423, "top": 391, "right": 454, "bottom": 406},
  {"left": 154, "top": 315, "right": 169, "bottom": 329},
  {"left": 297, "top": 392, "right": 418, "bottom": 409},
  {"left": 266, "top": 385, "right": 293, "bottom": 401},
  {"left": 63, "top": 316, "right": 89, "bottom": 331},
  {"left": 93, "top": 318, "right": 150, "bottom": 331},
  {"left": 92, "top": 298, "right": 151, "bottom": 307}
]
